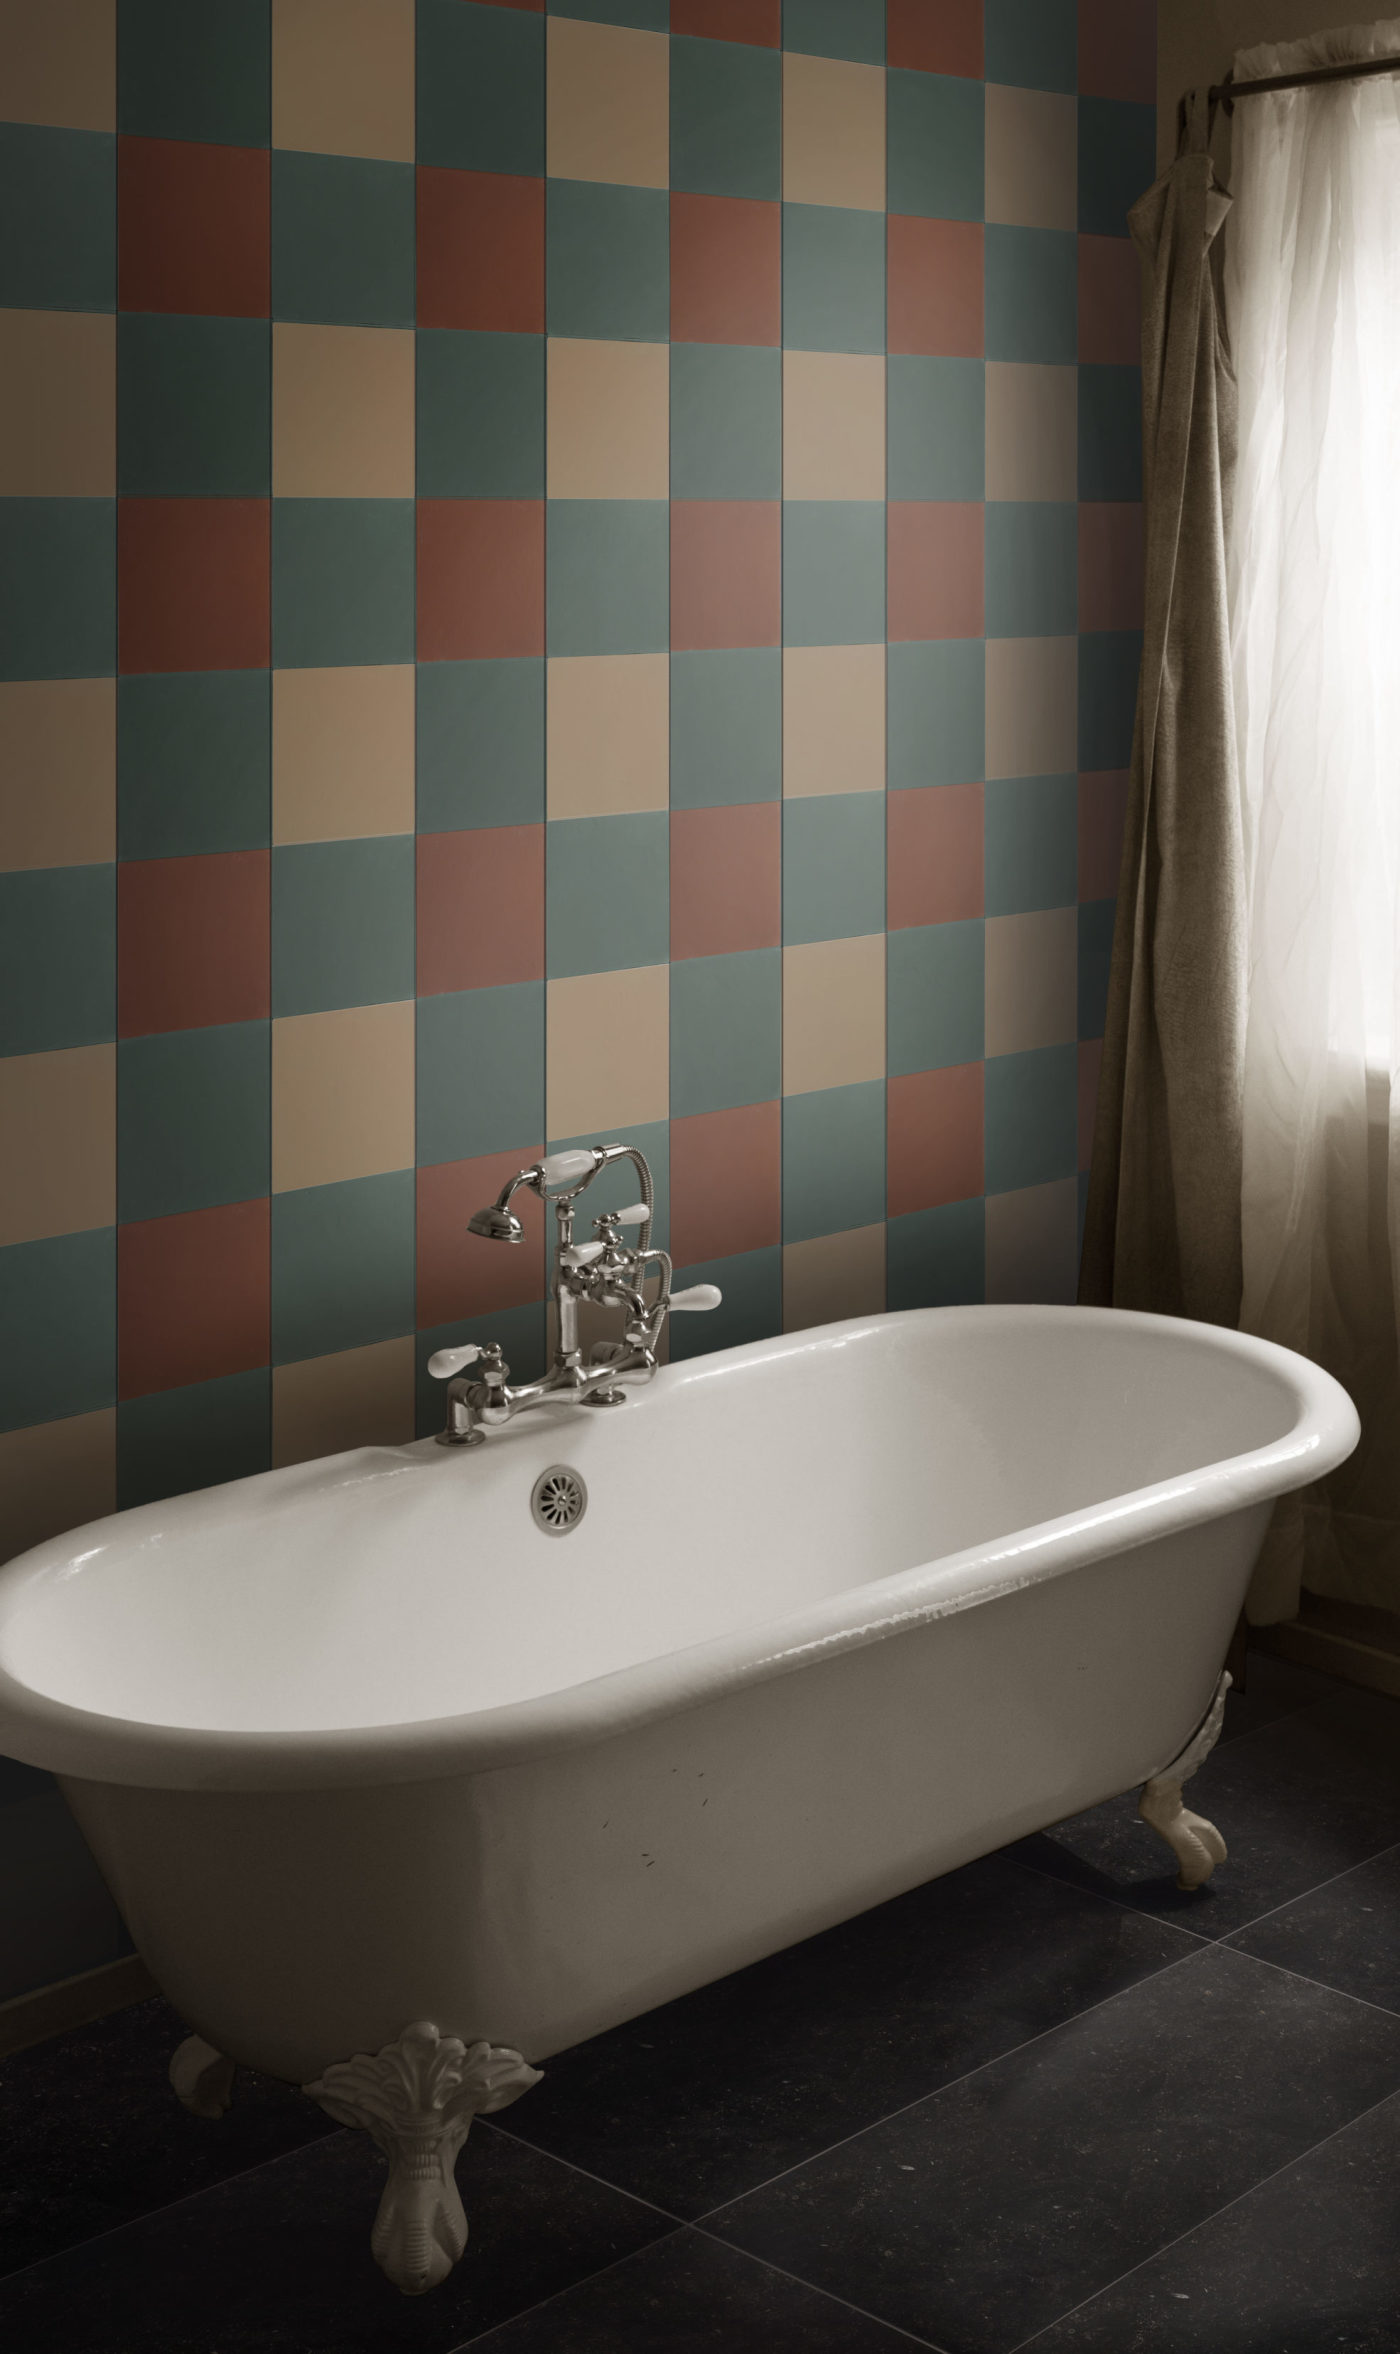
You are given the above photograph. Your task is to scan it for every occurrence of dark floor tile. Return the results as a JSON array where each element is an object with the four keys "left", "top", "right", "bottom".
[
  {"left": 1030, "top": 2088, "right": 1400, "bottom": 2353},
  {"left": 1227, "top": 1843, "right": 1400, "bottom": 2017},
  {"left": 494, "top": 1856, "right": 1195, "bottom": 2220},
  {"left": 0, "top": 1996, "right": 337, "bottom": 2277},
  {"left": 0, "top": 2116, "right": 672, "bottom": 2354},
  {"left": 1009, "top": 1688, "right": 1400, "bottom": 1938},
  {"left": 1221, "top": 1651, "right": 1339, "bottom": 1744},
  {"left": 707, "top": 1944, "right": 1400, "bottom": 2354}
]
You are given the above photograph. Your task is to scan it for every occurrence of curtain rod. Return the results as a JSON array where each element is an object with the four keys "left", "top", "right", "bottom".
[{"left": 1208, "top": 53, "right": 1400, "bottom": 108}]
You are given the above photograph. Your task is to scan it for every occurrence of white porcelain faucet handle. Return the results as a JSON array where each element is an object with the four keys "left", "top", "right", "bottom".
[
  {"left": 427, "top": 1344, "right": 481, "bottom": 1380},
  {"left": 537, "top": 1149, "right": 596, "bottom": 1187},
  {"left": 612, "top": 1203, "right": 650, "bottom": 1226},
  {"left": 669, "top": 1284, "right": 722, "bottom": 1311},
  {"left": 559, "top": 1241, "right": 606, "bottom": 1269}
]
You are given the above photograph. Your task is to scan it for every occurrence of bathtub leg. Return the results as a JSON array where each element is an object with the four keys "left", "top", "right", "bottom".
[
  {"left": 170, "top": 2034, "right": 237, "bottom": 2118},
  {"left": 1138, "top": 1669, "right": 1232, "bottom": 1890},
  {"left": 303, "top": 2020, "right": 542, "bottom": 2296}
]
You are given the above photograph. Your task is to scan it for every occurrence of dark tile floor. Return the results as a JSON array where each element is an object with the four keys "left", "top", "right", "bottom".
[{"left": 4, "top": 1654, "right": 1400, "bottom": 2353}]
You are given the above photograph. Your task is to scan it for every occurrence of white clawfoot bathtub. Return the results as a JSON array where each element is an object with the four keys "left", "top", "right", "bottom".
[{"left": 0, "top": 1307, "right": 1359, "bottom": 2293}]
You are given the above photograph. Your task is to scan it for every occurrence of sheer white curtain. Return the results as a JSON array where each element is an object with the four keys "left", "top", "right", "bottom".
[{"left": 1225, "top": 19, "right": 1400, "bottom": 1618}]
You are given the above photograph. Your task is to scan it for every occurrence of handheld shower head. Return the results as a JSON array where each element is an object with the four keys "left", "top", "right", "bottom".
[{"left": 468, "top": 1201, "right": 525, "bottom": 1243}]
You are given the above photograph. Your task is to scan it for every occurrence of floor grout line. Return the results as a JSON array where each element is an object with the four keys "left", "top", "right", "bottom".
[
  {"left": 689, "top": 2224, "right": 951, "bottom": 2351},
  {"left": 475, "top": 2114, "right": 689, "bottom": 2229},
  {"left": 1217, "top": 1836, "right": 1400, "bottom": 1947},
  {"left": 1002, "top": 1849, "right": 1220, "bottom": 1944},
  {"left": 452, "top": 2222, "right": 689, "bottom": 2351},
  {"left": 1213, "top": 1933, "right": 1400, "bottom": 2029}
]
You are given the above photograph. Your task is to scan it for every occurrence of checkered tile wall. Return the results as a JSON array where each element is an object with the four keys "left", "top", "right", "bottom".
[{"left": 0, "top": 0, "right": 1151, "bottom": 1556}]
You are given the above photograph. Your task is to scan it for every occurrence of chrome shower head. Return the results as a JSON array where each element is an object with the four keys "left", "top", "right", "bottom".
[{"left": 468, "top": 1202, "right": 525, "bottom": 1244}]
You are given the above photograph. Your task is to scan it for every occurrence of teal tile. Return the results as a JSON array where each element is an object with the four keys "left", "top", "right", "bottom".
[
  {"left": 417, "top": 0, "right": 544, "bottom": 173},
  {"left": 1078, "top": 896, "right": 1117, "bottom": 1039},
  {"left": 782, "top": 0, "right": 884, "bottom": 63},
  {"left": 1079, "top": 364, "right": 1142, "bottom": 498},
  {"left": 117, "top": 1368, "right": 270, "bottom": 1509},
  {"left": 0, "top": 866, "right": 114, "bottom": 1054},
  {"left": 887, "top": 358, "right": 984, "bottom": 500},
  {"left": 272, "top": 838, "right": 414, "bottom": 1016},
  {"left": 417, "top": 330, "right": 544, "bottom": 498},
  {"left": 670, "top": 345, "right": 780, "bottom": 501},
  {"left": 548, "top": 0, "right": 667, "bottom": 20},
  {"left": 985, "top": 501, "right": 1077, "bottom": 637},
  {"left": 985, "top": 226, "right": 1078, "bottom": 363},
  {"left": 782, "top": 504, "right": 884, "bottom": 647},
  {"left": 546, "top": 1118, "right": 669, "bottom": 1252},
  {"left": 670, "top": 649, "right": 781, "bottom": 808},
  {"left": 670, "top": 36, "right": 781, "bottom": 201},
  {"left": 546, "top": 181, "right": 668, "bottom": 343},
  {"left": 887, "top": 71, "right": 984, "bottom": 221},
  {"left": 984, "top": 775, "right": 1077, "bottom": 916},
  {"left": 782, "top": 795, "right": 884, "bottom": 945},
  {"left": 0, "top": 1783, "right": 132, "bottom": 1997},
  {"left": 546, "top": 814, "right": 668, "bottom": 976},
  {"left": 782, "top": 204, "right": 884, "bottom": 354},
  {"left": 888, "top": 920, "right": 984, "bottom": 1074},
  {"left": 118, "top": 672, "right": 270, "bottom": 858},
  {"left": 782, "top": 1081, "right": 884, "bottom": 1242},
  {"left": 888, "top": 640, "right": 985, "bottom": 790},
  {"left": 0, "top": 125, "right": 114, "bottom": 311},
  {"left": 271, "top": 1170, "right": 414, "bottom": 1362},
  {"left": 984, "top": 1042, "right": 1077, "bottom": 1191},
  {"left": 0, "top": 1230, "right": 115, "bottom": 1436},
  {"left": 416, "top": 658, "right": 544, "bottom": 831},
  {"left": 887, "top": 1198, "right": 985, "bottom": 1310},
  {"left": 669, "top": 1245, "right": 782, "bottom": 1361},
  {"left": 671, "top": 947, "right": 780, "bottom": 1116},
  {"left": 118, "top": 0, "right": 269, "bottom": 145},
  {"left": 118, "top": 315, "right": 270, "bottom": 497},
  {"left": 416, "top": 981, "right": 544, "bottom": 1163},
  {"left": 271, "top": 153, "right": 415, "bottom": 328},
  {"left": 0, "top": 499, "right": 115, "bottom": 682},
  {"left": 1079, "top": 628, "right": 1141, "bottom": 768},
  {"left": 416, "top": 1302, "right": 546, "bottom": 1436},
  {"left": 271, "top": 500, "right": 415, "bottom": 668},
  {"left": 547, "top": 501, "right": 669, "bottom": 657},
  {"left": 1079, "top": 98, "right": 1156, "bottom": 236},
  {"left": 117, "top": 1021, "right": 270, "bottom": 1220},
  {"left": 986, "top": 0, "right": 1076, "bottom": 93}
]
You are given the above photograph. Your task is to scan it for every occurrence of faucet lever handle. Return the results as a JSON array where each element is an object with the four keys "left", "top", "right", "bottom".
[
  {"left": 537, "top": 1148, "right": 597, "bottom": 1188},
  {"left": 611, "top": 1202, "right": 650, "bottom": 1227},
  {"left": 559, "top": 1240, "right": 606, "bottom": 1269},
  {"left": 427, "top": 1343, "right": 481, "bottom": 1380},
  {"left": 669, "top": 1284, "right": 722, "bottom": 1312}
]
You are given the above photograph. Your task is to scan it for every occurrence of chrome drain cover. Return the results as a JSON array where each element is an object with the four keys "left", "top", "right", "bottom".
[{"left": 530, "top": 1465, "right": 587, "bottom": 1536}]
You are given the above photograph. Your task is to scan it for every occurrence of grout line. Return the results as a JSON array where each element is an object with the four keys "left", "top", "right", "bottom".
[
  {"left": 689, "top": 2224, "right": 950, "bottom": 2351},
  {"left": 474, "top": 2114, "right": 688, "bottom": 2229},
  {"left": 1009, "top": 1829, "right": 1400, "bottom": 1953},
  {"left": 452, "top": 2223, "right": 689, "bottom": 2351},
  {"left": 1003, "top": 1848, "right": 1219, "bottom": 1945},
  {"left": 1217, "top": 1837, "right": 1400, "bottom": 1948},
  {"left": 1213, "top": 1934, "right": 1400, "bottom": 2030}
]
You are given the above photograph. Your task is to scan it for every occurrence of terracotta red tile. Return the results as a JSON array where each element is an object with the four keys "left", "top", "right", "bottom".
[
  {"left": 670, "top": 194, "right": 781, "bottom": 347},
  {"left": 118, "top": 137, "right": 270, "bottom": 318},
  {"left": 416, "top": 1146, "right": 546, "bottom": 1330},
  {"left": 887, "top": 0, "right": 983, "bottom": 76},
  {"left": 118, "top": 1199, "right": 270, "bottom": 1401},
  {"left": 1079, "top": 502, "right": 1143, "bottom": 631},
  {"left": 1079, "top": 233, "right": 1141, "bottom": 364},
  {"left": 888, "top": 216, "right": 983, "bottom": 357},
  {"left": 119, "top": 852, "right": 270, "bottom": 1038},
  {"left": 887, "top": 783, "right": 983, "bottom": 928},
  {"left": 670, "top": 501, "right": 780, "bottom": 652},
  {"left": 671, "top": 803, "right": 780, "bottom": 961},
  {"left": 417, "top": 827, "right": 544, "bottom": 994},
  {"left": 670, "top": 1101, "right": 780, "bottom": 1265},
  {"left": 119, "top": 498, "right": 269, "bottom": 674},
  {"left": 417, "top": 167, "right": 544, "bottom": 332},
  {"left": 888, "top": 503, "right": 984, "bottom": 643},
  {"left": 670, "top": 0, "right": 780, "bottom": 43},
  {"left": 417, "top": 500, "right": 544, "bottom": 661},
  {"left": 1078, "top": 1036, "right": 1103, "bottom": 1170},
  {"left": 1078, "top": 0, "right": 1155, "bottom": 102},
  {"left": 888, "top": 1063, "right": 984, "bottom": 1219},
  {"left": 1078, "top": 770, "right": 1129, "bottom": 900}
]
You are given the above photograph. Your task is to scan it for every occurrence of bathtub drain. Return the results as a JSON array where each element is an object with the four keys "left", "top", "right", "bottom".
[{"left": 531, "top": 1465, "right": 588, "bottom": 1535}]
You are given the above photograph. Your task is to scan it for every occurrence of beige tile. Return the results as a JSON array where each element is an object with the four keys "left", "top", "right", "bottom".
[
  {"left": 783, "top": 52, "right": 885, "bottom": 212},
  {"left": 272, "top": 324, "right": 415, "bottom": 499},
  {"left": 782, "top": 350, "right": 884, "bottom": 501},
  {"left": 783, "top": 935, "right": 884, "bottom": 1097},
  {"left": 272, "top": 0, "right": 414, "bottom": 161},
  {"left": 272, "top": 1001, "right": 415, "bottom": 1193},
  {"left": 985, "top": 1178, "right": 1079, "bottom": 1305},
  {"left": 0, "top": 311, "right": 114, "bottom": 496},
  {"left": 783, "top": 644, "right": 884, "bottom": 798},
  {"left": 985, "top": 84, "right": 1077, "bottom": 231},
  {"left": 547, "top": 338, "right": 669, "bottom": 501},
  {"left": 547, "top": 654, "right": 669, "bottom": 818},
  {"left": 272, "top": 1336, "right": 415, "bottom": 1468},
  {"left": 0, "top": 0, "right": 114, "bottom": 129},
  {"left": 985, "top": 636, "right": 1077, "bottom": 779},
  {"left": 985, "top": 908, "right": 1077, "bottom": 1055},
  {"left": 985, "top": 363, "right": 1078, "bottom": 501},
  {"left": 0, "top": 679, "right": 115, "bottom": 871},
  {"left": 0, "top": 1046, "right": 115, "bottom": 1247},
  {"left": 273, "top": 665, "right": 415, "bottom": 843},
  {"left": 0, "top": 1409, "right": 117, "bottom": 1566},
  {"left": 547, "top": 966, "right": 669, "bottom": 1138},
  {"left": 547, "top": 15, "right": 668, "bottom": 189},
  {"left": 783, "top": 1225, "right": 885, "bottom": 1333}
]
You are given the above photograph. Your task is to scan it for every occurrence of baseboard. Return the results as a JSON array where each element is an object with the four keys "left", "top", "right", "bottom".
[
  {"left": 1255, "top": 1617, "right": 1400, "bottom": 1701},
  {"left": 0, "top": 1953, "right": 158, "bottom": 2059}
]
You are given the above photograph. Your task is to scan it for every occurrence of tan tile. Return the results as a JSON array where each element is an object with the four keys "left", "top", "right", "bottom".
[
  {"left": 783, "top": 644, "right": 884, "bottom": 798},
  {"left": 547, "top": 966, "right": 668, "bottom": 1138},
  {"left": 0, "top": 679, "right": 115, "bottom": 871},
  {"left": 547, "top": 16, "right": 668, "bottom": 189},
  {"left": 783, "top": 934, "right": 884, "bottom": 1097},
  {"left": 0, "top": 0, "right": 114, "bottom": 130},
  {"left": 0, "top": 311, "right": 114, "bottom": 497},
  {"left": 273, "top": 665, "right": 415, "bottom": 843},
  {"left": 985, "top": 84, "right": 1077, "bottom": 231},
  {"left": 272, "top": 324, "right": 415, "bottom": 499},
  {"left": 272, "top": 0, "right": 414, "bottom": 161},
  {"left": 783, "top": 350, "right": 884, "bottom": 501},
  {"left": 547, "top": 338, "right": 669, "bottom": 501},
  {"left": 985, "top": 908, "right": 1077, "bottom": 1055},
  {"left": 0, "top": 1046, "right": 115, "bottom": 1247},
  {"left": 985, "top": 1177, "right": 1079, "bottom": 1304},
  {"left": 986, "top": 636, "right": 1077, "bottom": 779},
  {"left": 783, "top": 1224, "right": 885, "bottom": 1332},
  {"left": 985, "top": 363, "right": 1077, "bottom": 501},
  {"left": 0, "top": 1409, "right": 116, "bottom": 1566},
  {"left": 272, "top": 1001, "right": 415, "bottom": 1193},
  {"left": 272, "top": 1336, "right": 415, "bottom": 1467},
  {"left": 547, "top": 654, "right": 668, "bottom": 818},
  {"left": 783, "top": 52, "right": 885, "bottom": 212}
]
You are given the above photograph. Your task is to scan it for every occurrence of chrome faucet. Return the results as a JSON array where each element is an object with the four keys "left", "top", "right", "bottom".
[{"left": 429, "top": 1143, "right": 721, "bottom": 1446}]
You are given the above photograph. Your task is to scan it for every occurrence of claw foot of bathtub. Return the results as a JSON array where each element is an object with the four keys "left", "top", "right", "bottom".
[
  {"left": 1139, "top": 1668, "right": 1232, "bottom": 1890},
  {"left": 303, "top": 2020, "right": 543, "bottom": 2296},
  {"left": 170, "top": 2034, "right": 236, "bottom": 2118}
]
